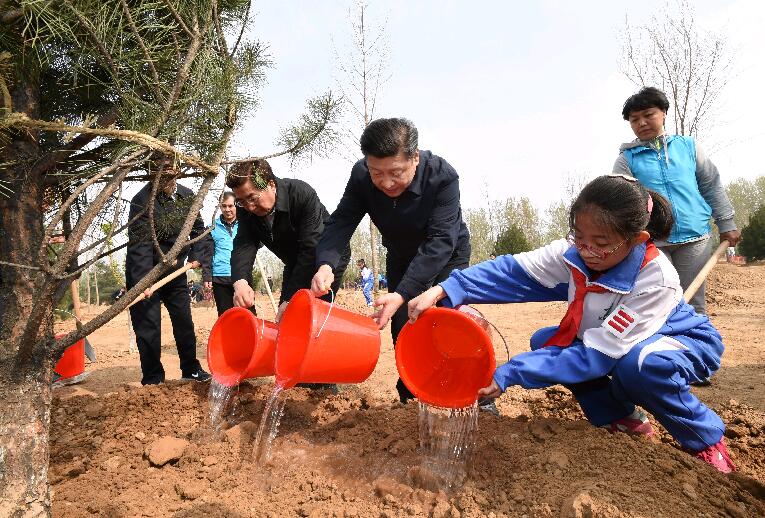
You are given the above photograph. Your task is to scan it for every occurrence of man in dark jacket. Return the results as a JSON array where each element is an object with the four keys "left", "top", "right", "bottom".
[
  {"left": 310, "top": 117, "right": 474, "bottom": 404},
  {"left": 126, "top": 164, "right": 213, "bottom": 385},
  {"left": 226, "top": 159, "right": 350, "bottom": 320}
]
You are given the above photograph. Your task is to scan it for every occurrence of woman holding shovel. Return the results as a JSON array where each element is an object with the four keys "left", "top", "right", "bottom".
[
  {"left": 409, "top": 175, "right": 735, "bottom": 473},
  {"left": 612, "top": 87, "right": 741, "bottom": 314}
]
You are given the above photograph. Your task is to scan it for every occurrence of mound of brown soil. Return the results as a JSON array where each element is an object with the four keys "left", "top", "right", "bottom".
[
  {"left": 49, "top": 264, "right": 765, "bottom": 517},
  {"left": 50, "top": 382, "right": 765, "bottom": 517}
]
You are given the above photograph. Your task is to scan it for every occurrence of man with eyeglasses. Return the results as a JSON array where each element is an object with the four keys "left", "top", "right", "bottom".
[{"left": 225, "top": 159, "right": 350, "bottom": 321}]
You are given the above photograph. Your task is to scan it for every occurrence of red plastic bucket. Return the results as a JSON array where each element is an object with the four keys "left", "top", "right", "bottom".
[
  {"left": 207, "top": 307, "right": 278, "bottom": 387},
  {"left": 275, "top": 289, "right": 380, "bottom": 389},
  {"left": 395, "top": 305, "right": 496, "bottom": 408},
  {"left": 54, "top": 335, "right": 85, "bottom": 380}
]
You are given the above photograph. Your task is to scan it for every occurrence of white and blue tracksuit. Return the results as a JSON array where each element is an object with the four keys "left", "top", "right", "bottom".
[
  {"left": 439, "top": 239, "right": 726, "bottom": 452},
  {"left": 360, "top": 266, "right": 374, "bottom": 305}
]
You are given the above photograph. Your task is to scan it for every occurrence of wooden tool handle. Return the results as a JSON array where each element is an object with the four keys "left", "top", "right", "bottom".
[
  {"left": 126, "top": 262, "right": 197, "bottom": 309},
  {"left": 683, "top": 240, "right": 729, "bottom": 302}
]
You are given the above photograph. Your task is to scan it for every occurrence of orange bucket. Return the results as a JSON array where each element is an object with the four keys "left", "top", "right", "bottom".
[
  {"left": 275, "top": 289, "right": 380, "bottom": 389},
  {"left": 207, "top": 307, "right": 278, "bottom": 387},
  {"left": 395, "top": 305, "right": 496, "bottom": 408},
  {"left": 54, "top": 336, "right": 85, "bottom": 380}
]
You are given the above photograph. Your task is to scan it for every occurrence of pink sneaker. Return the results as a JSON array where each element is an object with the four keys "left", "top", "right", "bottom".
[
  {"left": 693, "top": 439, "right": 736, "bottom": 474},
  {"left": 603, "top": 409, "right": 655, "bottom": 437}
]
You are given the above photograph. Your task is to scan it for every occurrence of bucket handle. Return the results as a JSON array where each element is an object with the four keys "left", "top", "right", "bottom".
[
  {"left": 315, "top": 288, "right": 334, "bottom": 339},
  {"left": 484, "top": 318, "right": 511, "bottom": 364},
  {"left": 247, "top": 302, "right": 266, "bottom": 339}
]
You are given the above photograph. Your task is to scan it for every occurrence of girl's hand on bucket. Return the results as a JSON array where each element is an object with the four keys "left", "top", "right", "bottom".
[
  {"left": 311, "top": 265, "right": 334, "bottom": 296},
  {"left": 407, "top": 286, "right": 446, "bottom": 323},
  {"left": 478, "top": 380, "right": 502, "bottom": 399},
  {"left": 372, "top": 293, "right": 405, "bottom": 329},
  {"left": 233, "top": 279, "right": 255, "bottom": 308}
]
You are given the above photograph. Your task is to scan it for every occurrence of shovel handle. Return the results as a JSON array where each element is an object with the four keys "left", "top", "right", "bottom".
[
  {"left": 126, "top": 262, "right": 197, "bottom": 309},
  {"left": 683, "top": 240, "right": 729, "bottom": 302}
]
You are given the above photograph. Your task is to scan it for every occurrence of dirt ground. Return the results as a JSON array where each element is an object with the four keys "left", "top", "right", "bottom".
[{"left": 50, "top": 263, "right": 765, "bottom": 517}]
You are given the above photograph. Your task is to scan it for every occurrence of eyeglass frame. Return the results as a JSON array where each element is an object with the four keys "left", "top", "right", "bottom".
[
  {"left": 566, "top": 232, "right": 629, "bottom": 260},
  {"left": 234, "top": 187, "right": 271, "bottom": 208}
]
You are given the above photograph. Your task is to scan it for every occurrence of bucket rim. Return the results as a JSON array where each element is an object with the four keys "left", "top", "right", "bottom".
[
  {"left": 395, "top": 306, "right": 495, "bottom": 408},
  {"left": 207, "top": 306, "right": 260, "bottom": 386}
]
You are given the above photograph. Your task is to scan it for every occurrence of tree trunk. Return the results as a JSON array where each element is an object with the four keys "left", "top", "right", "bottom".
[
  {"left": 0, "top": 57, "right": 55, "bottom": 517},
  {"left": 369, "top": 220, "right": 379, "bottom": 293},
  {"left": 85, "top": 268, "right": 91, "bottom": 306},
  {"left": 0, "top": 360, "right": 52, "bottom": 518},
  {"left": 93, "top": 266, "right": 99, "bottom": 306},
  {"left": 0, "top": 174, "right": 55, "bottom": 517}
]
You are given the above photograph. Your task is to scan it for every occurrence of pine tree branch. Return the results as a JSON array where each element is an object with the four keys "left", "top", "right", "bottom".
[{"left": 120, "top": 0, "right": 163, "bottom": 101}]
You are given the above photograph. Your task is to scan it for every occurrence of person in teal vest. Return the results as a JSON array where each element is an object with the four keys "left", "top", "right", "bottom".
[
  {"left": 613, "top": 87, "right": 741, "bottom": 315},
  {"left": 210, "top": 192, "right": 239, "bottom": 316}
]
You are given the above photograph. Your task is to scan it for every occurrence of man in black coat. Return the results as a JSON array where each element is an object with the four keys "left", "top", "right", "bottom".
[
  {"left": 126, "top": 166, "right": 213, "bottom": 385},
  {"left": 311, "top": 117, "right": 474, "bottom": 404},
  {"left": 226, "top": 159, "right": 349, "bottom": 320}
]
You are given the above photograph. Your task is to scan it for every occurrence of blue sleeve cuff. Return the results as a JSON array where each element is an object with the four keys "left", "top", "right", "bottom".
[{"left": 439, "top": 276, "right": 465, "bottom": 308}]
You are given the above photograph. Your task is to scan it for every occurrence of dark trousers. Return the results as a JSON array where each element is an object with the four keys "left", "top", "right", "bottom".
[
  {"left": 128, "top": 274, "right": 201, "bottom": 384},
  {"left": 388, "top": 254, "right": 470, "bottom": 403},
  {"left": 212, "top": 281, "right": 235, "bottom": 316}
]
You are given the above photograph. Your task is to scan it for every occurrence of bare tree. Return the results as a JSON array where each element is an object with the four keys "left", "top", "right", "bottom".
[
  {"left": 0, "top": 1, "right": 340, "bottom": 514},
  {"left": 334, "top": 1, "right": 390, "bottom": 293},
  {"left": 619, "top": 0, "right": 733, "bottom": 137}
]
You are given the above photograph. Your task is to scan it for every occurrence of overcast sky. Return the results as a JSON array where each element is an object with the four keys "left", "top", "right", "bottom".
[{"left": 200, "top": 0, "right": 765, "bottom": 219}]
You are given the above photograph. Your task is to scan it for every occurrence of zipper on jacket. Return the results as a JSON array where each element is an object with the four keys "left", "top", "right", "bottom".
[{"left": 393, "top": 199, "right": 397, "bottom": 209}]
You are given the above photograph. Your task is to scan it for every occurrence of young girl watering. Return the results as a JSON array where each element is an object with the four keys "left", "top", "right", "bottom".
[{"left": 408, "top": 175, "right": 734, "bottom": 473}]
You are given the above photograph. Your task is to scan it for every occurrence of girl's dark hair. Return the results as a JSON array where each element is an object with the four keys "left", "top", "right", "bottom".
[
  {"left": 360, "top": 117, "right": 418, "bottom": 158},
  {"left": 569, "top": 175, "right": 674, "bottom": 241},
  {"left": 621, "top": 87, "right": 670, "bottom": 120}
]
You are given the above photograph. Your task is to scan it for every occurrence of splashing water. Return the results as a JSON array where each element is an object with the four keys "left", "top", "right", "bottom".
[
  {"left": 253, "top": 385, "right": 287, "bottom": 463},
  {"left": 208, "top": 380, "right": 239, "bottom": 433},
  {"left": 417, "top": 401, "right": 479, "bottom": 491}
]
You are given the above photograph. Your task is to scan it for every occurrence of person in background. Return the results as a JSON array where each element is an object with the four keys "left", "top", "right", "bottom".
[
  {"left": 409, "top": 175, "right": 735, "bottom": 474},
  {"left": 126, "top": 159, "right": 212, "bottom": 385},
  {"left": 358, "top": 258, "right": 374, "bottom": 306},
  {"left": 226, "top": 159, "right": 350, "bottom": 320},
  {"left": 613, "top": 86, "right": 741, "bottom": 314},
  {"left": 210, "top": 192, "right": 240, "bottom": 316},
  {"left": 309, "top": 117, "right": 488, "bottom": 410},
  {"left": 112, "top": 286, "right": 126, "bottom": 303},
  {"left": 378, "top": 272, "right": 387, "bottom": 289}
]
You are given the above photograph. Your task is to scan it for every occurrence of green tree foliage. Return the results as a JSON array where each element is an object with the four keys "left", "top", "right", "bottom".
[
  {"left": 494, "top": 224, "right": 531, "bottom": 256},
  {"left": 739, "top": 205, "right": 765, "bottom": 260},
  {"left": 78, "top": 261, "right": 124, "bottom": 305},
  {"left": 726, "top": 176, "right": 765, "bottom": 228},
  {"left": 542, "top": 200, "right": 570, "bottom": 243},
  {"left": 465, "top": 207, "right": 493, "bottom": 264}
]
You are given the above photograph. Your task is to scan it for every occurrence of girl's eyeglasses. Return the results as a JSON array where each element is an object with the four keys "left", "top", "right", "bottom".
[{"left": 566, "top": 233, "right": 628, "bottom": 260}]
